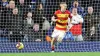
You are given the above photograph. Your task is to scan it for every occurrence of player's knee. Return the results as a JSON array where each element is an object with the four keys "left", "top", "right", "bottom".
[
  {"left": 57, "top": 39, "right": 62, "bottom": 42},
  {"left": 57, "top": 38, "right": 62, "bottom": 42},
  {"left": 51, "top": 38, "right": 55, "bottom": 41}
]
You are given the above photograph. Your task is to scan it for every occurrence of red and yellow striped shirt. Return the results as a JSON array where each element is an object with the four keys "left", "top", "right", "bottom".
[{"left": 54, "top": 10, "right": 72, "bottom": 31}]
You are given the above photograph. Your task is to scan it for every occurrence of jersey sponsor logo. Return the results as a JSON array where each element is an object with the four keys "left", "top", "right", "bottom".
[
  {"left": 57, "top": 19, "right": 68, "bottom": 23},
  {"left": 57, "top": 14, "right": 69, "bottom": 18}
]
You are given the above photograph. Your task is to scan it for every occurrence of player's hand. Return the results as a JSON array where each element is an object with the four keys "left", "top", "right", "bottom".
[
  {"left": 55, "top": 19, "right": 58, "bottom": 22},
  {"left": 67, "top": 24, "right": 73, "bottom": 31},
  {"left": 52, "top": 16, "right": 57, "bottom": 22},
  {"left": 52, "top": 19, "right": 58, "bottom": 22}
]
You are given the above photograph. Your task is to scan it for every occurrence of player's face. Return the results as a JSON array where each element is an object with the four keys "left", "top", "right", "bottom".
[
  {"left": 60, "top": 4, "right": 67, "bottom": 12},
  {"left": 72, "top": 8, "right": 77, "bottom": 14},
  {"left": 88, "top": 7, "right": 93, "bottom": 14}
]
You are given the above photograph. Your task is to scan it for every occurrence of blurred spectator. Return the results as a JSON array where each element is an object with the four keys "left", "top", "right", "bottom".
[
  {"left": 17, "top": 0, "right": 32, "bottom": 17},
  {"left": 33, "top": 23, "right": 42, "bottom": 41},
  {"left": 0, "top": 0, "right": 16, "bottom": 16},
  {"left": 69, "top": 8, "right": 83, "bottom": 41},
  {"left": 84, "top": 6, "right": 99, "bottom": 41},
  {"left": 9, "top": 0, "right": 15, "bottom": 9},
  {"left": 69, "top": 0, "right": 84, "bottom": 17},
  {"left": 23, "top": 12, "right": 34, "bottom": 41},
  {"left": 79, "top": 0, "right": 92, "bottom": 8},
  {"left": 0, "top": 0, "right": 8, "bottom": 8},
  {"left": 34, "top": 3, "right": 45, "bottom": 30},
  {"left": 42, "top": 17, "right": 50, "bottom": 31},
  {"left": 41, "top": 0, "right": 46, "bottom": 7},
  {"left": 3, "top": 0, "right": 16, "bottom": 13},
  {"left": 81, "top": 0, "right": 100, "bottom": 16},
  {"left": 92, "top": 0, "right": 100, "bottom": 15},
  {"left": 34, "top": 3, "right": 49, "bottom": 41},
  {"left": 42, "top": 17, "right": 50, "bottom": 41},
  {"left": 31, "top": 0, "right": 41, "bottom": 10},
  {"left": 0, "top": 0, "right": 16, "bottom": 14},
  {"left": 0, "top": 0, "right": 8, "bottom": 37},
  {"left": 33, "top": 24, "right": 39, "bottom": 32},
  {"left": 25, "top": 0, "right": 32, "bottom": 5},
  {"left": 0, "top": 0, "right": 16, "bottom": 35},
  {"left": 8, "top": 8, "right": 23, "bottom": 42}
]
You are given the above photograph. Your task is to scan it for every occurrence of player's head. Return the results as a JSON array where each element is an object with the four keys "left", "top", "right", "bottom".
[
  {"left": 72, "top": 8, "right": 78, "bottom": 15},
  {"left": 88, "top": 6, "right": 93, "bottom": 14},
  {"left": 60, "top": 2, "right": 67, "bottom": 12},
  {"left": 73, "top": 0, "right": 79, "bottom": 8}
]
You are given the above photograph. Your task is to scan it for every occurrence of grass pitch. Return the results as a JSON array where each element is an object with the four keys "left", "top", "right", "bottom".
[{"left": 0, "top": 52, "right": 100, "bottom": 56}]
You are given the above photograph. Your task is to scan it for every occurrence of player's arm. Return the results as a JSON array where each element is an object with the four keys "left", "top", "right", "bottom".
[
  {"left": 51, "top": 16, "right": 57, "bottom": 22},
  {"left": 67, "top": 13, "right": 73, "bottom": 30},
  {"left": 78, "top": 16, "right": 83, "bottom": 23},
  {"left": 73, "top": 15, "right": 83, "bottom": 24},
  {"left": 71, "top": 15, "right": 83, "bottom": 24},
  {"left": 71, "top": 20, "right": 79, "bottom": 24},
  {"left": 71, "top": 18, "right": 83, "bottom": 24},
  {"left": 68, "top": 13, "right": 72, "bottom": 24},
  {"left": 51, "top": 11, "right": 58, "bottom": 22}
]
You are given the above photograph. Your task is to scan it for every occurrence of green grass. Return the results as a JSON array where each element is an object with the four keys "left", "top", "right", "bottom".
[{"left": 0, "top": 52, "right": 100, "bottom": 56}]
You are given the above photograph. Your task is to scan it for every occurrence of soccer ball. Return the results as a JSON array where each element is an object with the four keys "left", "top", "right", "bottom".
[{"left": 16, "top": 42, "right": 24, "bottom": 50}]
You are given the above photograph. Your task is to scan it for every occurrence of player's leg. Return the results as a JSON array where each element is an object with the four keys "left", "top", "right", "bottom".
[
  {"left": 51, "top": 37, "right": 56, "bottom": 52},
  {"left": 57, "top": 36, "right": 63, "bottom": 43},
  {"left": 57, "top": 31, "right": 65, "bottom": 43},
  {"left": 51, "top": 29, "right": 58, "bottom": 52}
]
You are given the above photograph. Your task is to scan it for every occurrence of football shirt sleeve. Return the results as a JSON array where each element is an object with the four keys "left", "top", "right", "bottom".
[
  {"left": 53, "top": 11, "right": 58, "bottom": 19},
  {"left": 69, "top": 12, "right": 72, "bottom": 19}
]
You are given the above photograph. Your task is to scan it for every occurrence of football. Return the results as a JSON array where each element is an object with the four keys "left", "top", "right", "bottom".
[{"left": 16, "top": 42, "right": 24, "bottom": 50}]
